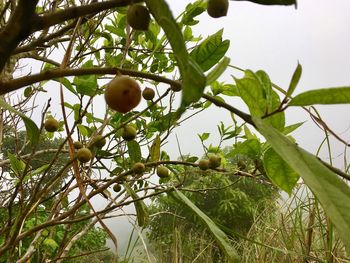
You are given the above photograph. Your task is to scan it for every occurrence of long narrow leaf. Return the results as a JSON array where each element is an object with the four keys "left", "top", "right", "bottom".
[
  {"left": 174, "top": 188, "right": 240, "bottom": 262},
  {"left": 254, "top": 117, "right": 350, "bottom": 253}
]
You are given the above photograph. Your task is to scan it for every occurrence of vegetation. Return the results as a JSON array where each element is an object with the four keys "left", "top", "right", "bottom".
[{"left": 0, "top": 0, "right": 349, "bottom": 262}]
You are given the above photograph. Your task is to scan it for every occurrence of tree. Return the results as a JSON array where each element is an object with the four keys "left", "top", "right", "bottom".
[{"left": 0, "top": 0, "right": 349, "bottom": 262}]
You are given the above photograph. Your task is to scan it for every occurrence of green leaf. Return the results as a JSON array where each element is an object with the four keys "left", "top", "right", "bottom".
[
  {"left": 228, "top": 139, "right": 261, "bottom": 159},
  {"left": 55, "top": 77, "right": 77, "bottom": 95},
  {"left": 8, "top": 152, "right": 25, "bottom": 177},
  {"left": 263, "top": 147, "right": 299, "bottom": 194},
  {"left": 181, "top": 0, "right": 207, "bottom": 26},
  {"left": 0, "top": 98, "right": 40, "bottom": 146},
  {"left": 289, "top": 87, "right": 350, "bottom": 106},
  {"left": 124, "top": 183, "right": 149, "bottom": 227},
  {"left": 31, "top": 164, "right": 50, "bottom": 176},
  {"left": 173, "top": 189, "right": 240, "bottom": 262},
  {"left": 43, "top": 238, "right": 59, "bottom": 250},
  {"left": 74, "top": 74, "right": 97, "bottom": 96},
  {"left": 190, "top": 29, "right": 230, "bottom": 72},
  {"left": 127, "top": 140, "right": 142, "bottom": 163},
  {"left": 146, "top": 0, "right": 206, "bottom": 107},
  {"left": 206, "top": 57, "right": 230, "bottom": 85},
  {"left": 198, "top": 132, "right": 210, "bottom": 141},
  {"left": 283, "top": 122, "right": 304, "bottom": 135},
  {"left": 254, "top": 117, "right": 350, "bottom": 253},
  {"left": 286, "top": 63, "right": 302, "bottom": 98},
  {"left": 150, "top": 135, "right": 161, "bottom": 162}
]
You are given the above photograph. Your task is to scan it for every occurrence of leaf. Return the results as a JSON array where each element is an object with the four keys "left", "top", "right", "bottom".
[
  {"left": 254, "top": 117, "right": 350, "bottom": 253},
  {"left": 31, "top": 164, "right": 50, "bottom": 176},
  {"left": 150, "top": 135, "right": 161, "bottom": 162},
  {"left": 206, "top": 57, "right": 230, "bottom": 85},
  {"left": 286, "top": 63, "right": 302, "bottom": 98},
  {"left": 283, "top": 122, "right": 304, "bottom": 135},
  {"left": 8, "top": 152, "right": 25, "bottom": 177},
  {"left": 43, "top": 238, "right": 59, "bottom": 250},
  {"left": 289, "top": 87, "right": 350, "bottom": 106},
  {"left": 73, "top": 74, "right": 97, "bottom": 96},
  {"left": 228, "top": 139, "right": 261, "bottom": 159},
  {"left": 263, "top": 147, "right": 299, "bottom": 194},
  {"left": 0, "top": 98, "right": 40, "bottom": 146},
  {"left": 198, "top": 132, "right": 210, "bottom": 141},
  {"left": 127, "top": 140, "right": 142, "bottom": 163},
  {"left": 55, "top": 77, "right": 77, "bottom": 95},
  {"left": 173, "top": 189, "right": 240, "bottom": 262},
  {"left": 190, "top": 29, "right": 230, "bottom": 72},
  {"left": 146, "top": 0, "right": 206, "bottom": 107},
  {"left": 181, "top": 0, "right": 207, "bottom": 26},
  {"left": 124, "top": 183, "right": 149, "bottom": 227}
]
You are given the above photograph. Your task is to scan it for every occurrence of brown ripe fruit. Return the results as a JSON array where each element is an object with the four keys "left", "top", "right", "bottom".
[
  {"left": 156, "top": 166, "right": 169, "bottom": 178},
  {"left": 127, "top": 4, "right": 151, "bottom": 31},
  {"left": 76, "top": 148, "right": 92, "bottom": 163},
  {"left": 207, "top": 0, "right": 229, "bottom": 18},
  {"left": 198, "top": 159, "right": 210, "bottom": 171},
  {"left": 142, "top": 87, "right": 155, "bottom": 100},
  {"left": 104, "top": 76, "right": 141, "bottom": 113},
  {"left": 44, "top": 118, "right": 59, "bottom": 132},
  {"left": 122, "top": 125, "right": 137, "bottom": 141},
  {"left": 73, "top": 141, "right": 83, "bottom": 149},
  {"left": 91, "top": 135, "right": 106, "bottom": 148},
  {"left": 133, "top": 162, "right": 145, "bottom": 174},
  {"left": 209, "top": 155, "right": 221, "bottom": 168},
  {"left": 113, "top": 184, "right": 122, "bottom": 192}
]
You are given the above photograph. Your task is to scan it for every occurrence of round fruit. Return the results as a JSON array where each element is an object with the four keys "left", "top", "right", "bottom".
[
  {"left": 91, "top": 135, "right": 106, "bottom": 148},
  {"left": 113, "top": 184, "right": 122, "bottom": 192},
  {"left": 198, "top": 159, "right": 210, "bottom": 171},
  {"left": 133, "top": 162, "right": 145, "bottom": 174},
  {"left": 209, "top": 155, "right": 221, "bottom": 168},
  {"left": 156, "top": 166, "right": 169, "bottom": 178},
  {"left": 104, "top": 76, "right": 141, "bottom": 113},
  {"left": 44, "top": 118, "right": 59, "bottom": 132},
  {"left": 127, "top": 4, "right": 151, "bottom": 31},
  {"left": 73, "top": 141, "right": 83, "bottom": 149},
  {"left": 207, "top": 0, "right": 229, "bottom": 18},
  {"left": 142, "top": 87, "right": 155, "bottom": 100},
  {"left": 122, "top": 125, "right": 137, "bottom": 141},
  {"left": 76, "top": 148, "right": 92, "bottom": 163}
]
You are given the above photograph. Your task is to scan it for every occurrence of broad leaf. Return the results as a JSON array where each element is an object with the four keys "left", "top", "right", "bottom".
[
  {"left": 174, "top": 189, "right": 240, "bottom": 262},
  {"left": 263, "top": 147, "right": 299, "bottom": 194},
  {"left": 150, "top": 135, "right": 161, "bottom": 162},
  {"left": 127, "top": 140, "right": 142, "bottom": 163},
  {"left": 228, "top": 139, "right": 261, "bottom": 159},
  {"left": 146, "top": 0, "right": 206, "bottom": 107},
  {"left": 286, "top": 63, "right": 302, "bottom": 98},
  {"left": 190, "top": 29, "right": 230, "bottom": 72},
  {"left": 206, "top": 57, "right": 230, "bottom": 85},
  {"left": 124, "top": 183, "right": 149, "bottom": 227},
  {"left": 254, "top": 117, "right": 350, "bottom": 253},
  {"left": 181, "top": 0, "right": 207, "bottom": 26},
  {"left": 8, "top": 152, "right": 25, "bottom": 177},
  {"left": 0, "top": 98, "right": 40, "bottom": 146},
  {"left": 289, "top": 87, "right": 350, "bottom": 106}
]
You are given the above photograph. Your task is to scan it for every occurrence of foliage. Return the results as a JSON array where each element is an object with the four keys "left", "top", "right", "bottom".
[{"left": 0, "top": 0, "right": 349, "bottom": 262}]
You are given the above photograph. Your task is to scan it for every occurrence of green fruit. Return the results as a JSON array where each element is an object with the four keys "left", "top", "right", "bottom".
[
  {"left": 133, "top": 162, "right": 145, "bottom": 174},
  {"left": 113, "top": 184, "right": 122, "bottom": 192},
  {"left": 207, "top": 0, "right": 229, "bottom": 18},
  {"left": 104, "top": 76, "right": 141, "bottom": 113},
  {"left": 127, "top": 4, "right": 151, "bottom": 31},
  {"left": 76, "top": 148, "right": 92, "bottom": 163},
  {"left": 198, "top": 159, "right": 210, "bottom": 171},
  {"left": 73, "top": 141, "right": 83, "bottom": 149},
  {"left": 44, "top": 118, "right": 59, "bottom": 132},
  {"left": 209, "top": 155, "right": 221, "bottom": 168},
  {"left": 156, "top": 166, "right": 169, "bottom": 178},
  {"left": 142, "top": 87, "right": 155, "bottom": 100},
  {"left": 122, "top": 125, "right": 137, "bottom": 141},
  {"left": 91, "top": 135, "right": 106, "bottom": 148}
]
